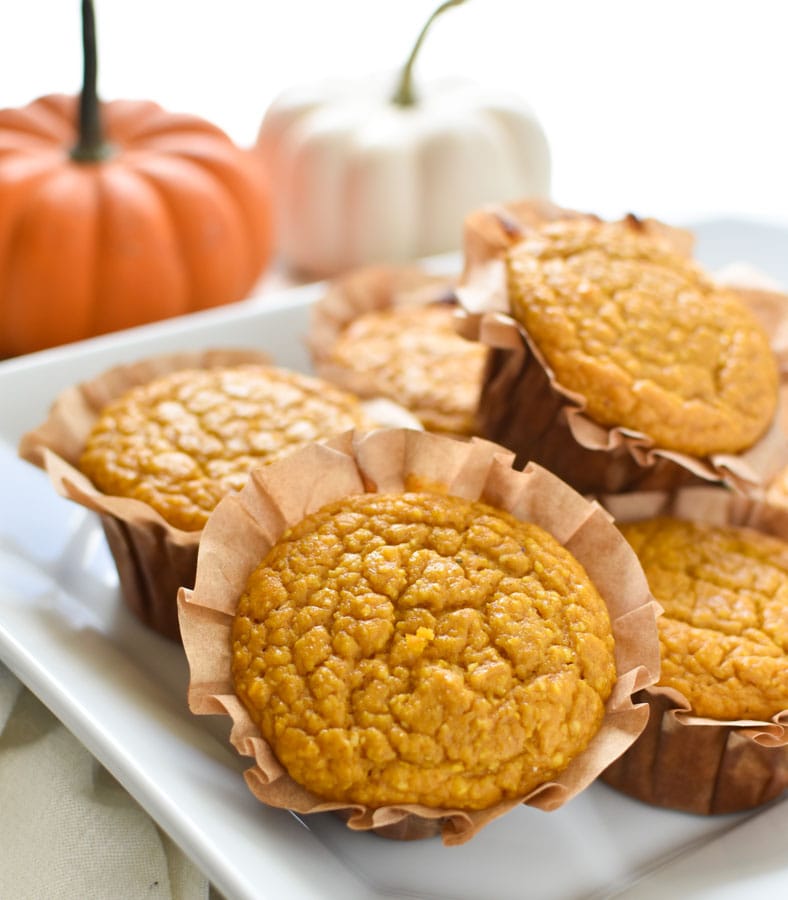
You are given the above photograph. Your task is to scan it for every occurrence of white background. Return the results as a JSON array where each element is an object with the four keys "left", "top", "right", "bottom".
[{"left": 1, "top": 0, "right": 787, "bottom": 229}]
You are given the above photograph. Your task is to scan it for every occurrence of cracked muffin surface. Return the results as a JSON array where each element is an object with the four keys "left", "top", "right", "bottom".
[
  {"left": 326, "top": 304, "right": 487, "bottom": 435},
  {"left": 232, "top": 491, "right": 616, "bottom": 810},
  {"left": 79, "top": 365, "right": 373, "bottom": 531},
  {"left": 505, "top": 218, "right": 778, "bottom": 456},
  {"left": 621, "top": 516, "right": 788, "bottom": 720}
]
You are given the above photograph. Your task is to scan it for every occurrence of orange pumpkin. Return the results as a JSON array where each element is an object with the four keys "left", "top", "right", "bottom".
[{"left": 0, "top": 2, "right": 273, "bottom": 358}]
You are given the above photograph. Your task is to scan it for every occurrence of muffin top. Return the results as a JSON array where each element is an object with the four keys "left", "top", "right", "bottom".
[
  {"left": 325, "top": 304, "right": 487, "bottom": 435},
  {"left": 79, "top": 365, "right": 373, "bottom": 531},
  {"left": 620, "top": 516, "right": 788, "bottom": 720},
  {"left": 506, "top": 217, "right": 778, "bottom": 456},
  {"left": 232, "top": 491, "right": 616, "bottom": 811}
]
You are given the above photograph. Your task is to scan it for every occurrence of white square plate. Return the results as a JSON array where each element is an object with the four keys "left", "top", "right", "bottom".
[{"left": 1, "top": 223, "right": 786, "bottom": 899}]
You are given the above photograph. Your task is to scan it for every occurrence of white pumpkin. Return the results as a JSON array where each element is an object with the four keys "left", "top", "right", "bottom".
[{"left": 255, "top": 3, "right": 550, "bottom": 277}]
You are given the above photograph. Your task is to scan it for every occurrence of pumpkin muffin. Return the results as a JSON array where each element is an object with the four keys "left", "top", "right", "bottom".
[
  {"left": 18, "top": 351, "right": 380, "bottom": 641},
  {"left": 619, "top": 517, "right": 787, "bottom": 721},
  {"left": 458, "top": 204, "right": 788, "bottom": 495},
  {"left": 178, "top": 429, "right": 661, "bottom": 843},
  {"left": 505, "top": 217, "right": 778, "bottom": 457},
  {"left": 321, "top": 304, "right": 486, "bottom": 435},
  {"left": 79, "top": 363, "right": 375, "bottom": 531},
  {"left": 232, "top": 490, "right": 617, "bottom": 810},
  {"left": 309, "top": 263, "right": 486, "bottom": 435},
  {"left": 601, "top": 501, "right": 788, "bottom": 814}
]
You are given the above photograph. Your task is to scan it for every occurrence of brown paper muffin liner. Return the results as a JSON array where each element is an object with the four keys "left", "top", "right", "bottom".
[
  {"left": 17, "top": 349, "right": 273, "bottom": 641},
  {"left": 736, "top": 286, "right": 788, "bottom": 507},
  {"left": 599, "top": 486, "right": 788, "bottom": 814},
  {"left": 455, "top": 201, "right": 788, "bottom": 495},
  {"left": 177, "top": 428, "right": 661, "bottom": 845}
]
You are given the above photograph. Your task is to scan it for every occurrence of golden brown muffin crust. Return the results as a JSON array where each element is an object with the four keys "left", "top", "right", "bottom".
[
  {"left": 326, "top": 305, "right": 487, "bottom": 435},
  {"left": 232, "top": 491, "right": 616, "bottom": 810},
  {"left": 506, "top": 218, "right": 778, "bottom": 456},
  {"left": 621, "top": 516, "right": 788, "bottom": 720},
  {"left": 79, "top": 365, "right": 372, "bottom": 531}
]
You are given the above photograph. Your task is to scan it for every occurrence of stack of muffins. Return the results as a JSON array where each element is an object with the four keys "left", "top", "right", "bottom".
[{"left": 18, "top": 196, "right": 787, "bottom": 843}]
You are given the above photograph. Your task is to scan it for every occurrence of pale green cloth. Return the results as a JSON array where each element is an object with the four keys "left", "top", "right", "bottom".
[{"left": 0, "top": 662, "right": 214, "bottom": 900}]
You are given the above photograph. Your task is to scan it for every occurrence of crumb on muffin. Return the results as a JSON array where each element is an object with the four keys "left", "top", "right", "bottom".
[
  {"left": 620, "top": 516, "right": 788, "bottom": 720},
  {"left": 232, "top": 491, "right": 616, "bottom": 810},
  {"left": 505, "top": 218, "right": 778, "bottom": 456},
  {"left": 79, "top": 365, "right": 374, "bottom": 531}
]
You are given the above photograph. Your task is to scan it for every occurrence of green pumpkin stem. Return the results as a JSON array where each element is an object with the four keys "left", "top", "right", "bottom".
[
  {"left": 71, "top": 0, "right": 112, "bottom": 162},
  {"left": 391, "top": 0, "right": 467, "bottom": 107}
]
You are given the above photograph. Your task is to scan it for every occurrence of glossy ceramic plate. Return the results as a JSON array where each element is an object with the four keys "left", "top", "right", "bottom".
[{"left": 1, "top": 222, "right": 787, "bottom": 900}]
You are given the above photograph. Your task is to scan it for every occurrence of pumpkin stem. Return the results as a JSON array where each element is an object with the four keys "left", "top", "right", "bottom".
[
  {"left": 391, "top": 0, "right": 467, "bottom": 107},
  {"left": 71, "top": 0, "right": 112, "bottom": 162}
]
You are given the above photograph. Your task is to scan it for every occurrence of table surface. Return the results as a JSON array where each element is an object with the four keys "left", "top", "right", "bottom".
[{"left": 1, "top": 0, "right": 787, "bottom": 230}]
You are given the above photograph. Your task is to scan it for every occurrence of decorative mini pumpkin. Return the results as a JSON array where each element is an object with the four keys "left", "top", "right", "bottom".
[
  {"left": 0, "top": 1, "right": 274, "bottom": 358},
  {"left": 255, "top": 0, "right": 550, "bottom": 277}
]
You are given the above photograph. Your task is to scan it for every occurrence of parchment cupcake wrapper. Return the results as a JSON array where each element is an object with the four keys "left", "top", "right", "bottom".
[
  {"left": 17, "top": 349, "right": 420, "bottom": 642},
  {"left": 177, "top": 428, "right": 661, "bottom": 845},
  {"left": 598, "top": 486, "right": 788, "bottom": 814},
  {"left": 455, "top": 202, "right": 788, "bottom": 495}
]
